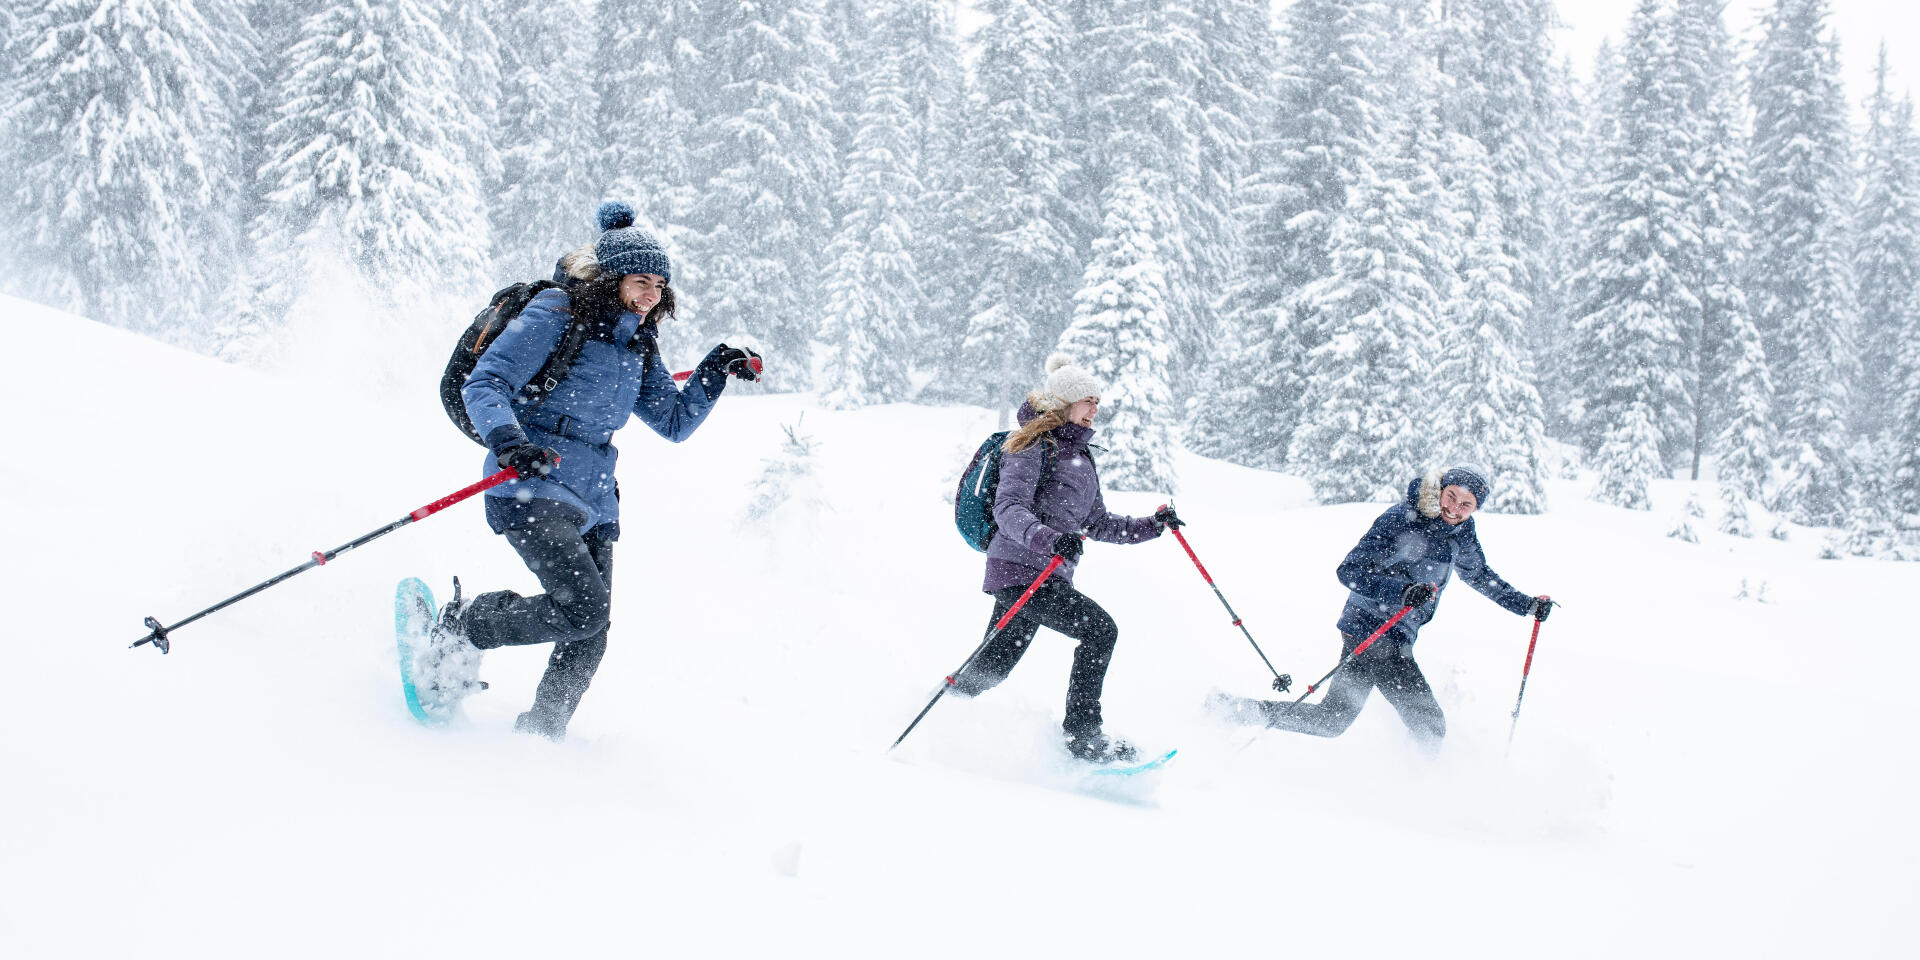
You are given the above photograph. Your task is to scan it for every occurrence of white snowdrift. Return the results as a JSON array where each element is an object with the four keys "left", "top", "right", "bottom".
[{"left": 0, "top": 294, "right": 1910, "bottom": 957}]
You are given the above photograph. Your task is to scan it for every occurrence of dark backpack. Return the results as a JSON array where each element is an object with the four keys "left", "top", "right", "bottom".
[
  {"left": 441, "top": 279, "right": 655, "bottom": 446},
  {"left": 954, "top": 431, "right": 1054, "bottom": 552}
]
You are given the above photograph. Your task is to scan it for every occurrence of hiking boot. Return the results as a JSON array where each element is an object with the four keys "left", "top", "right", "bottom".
[
  {"left": 1064, "top": 730, "right": 1140, "bottom": 764},
  {"left": 412, "top": 577, "right": 486, "bottom": 716}
]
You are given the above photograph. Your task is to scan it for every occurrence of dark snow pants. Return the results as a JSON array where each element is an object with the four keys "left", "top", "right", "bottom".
[
  {"left": 461, "top": 517, "right": 615, "bottom": 738},
  {"left": 1260, "top": 633, "right": 1446, "bottom": 744},
  {"left": 953, "top": 579, "right": 1120, "bottom": 737}
]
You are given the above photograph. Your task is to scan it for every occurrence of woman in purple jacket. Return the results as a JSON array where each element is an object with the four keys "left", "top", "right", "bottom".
[{"left": 951, "top": 355, "right": 1180, "bottom": 763}]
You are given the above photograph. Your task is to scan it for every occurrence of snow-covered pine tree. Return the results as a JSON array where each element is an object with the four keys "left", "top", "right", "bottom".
[
  {"left": 1287, "top": 120, "right": 1452, "bottom": 504},
  {"left": 1171, "top": 0, "right": 1267, "bottom": 400},
  {"left": 1675, "top": 0, "right": 1768, "bottom": 483},
  {"left": 1892, "top": 263, "right": 1920, "bottom": 517},
  {"left": 1565, "top": 0, "right": 1695, "bottom": 510},
  {"left": 1433, "top": 0, "right": 1569, "bottom": 340},
  {"left": 819, "top": 0, "right": 867, "bottom": 176},
  {"left": 1748, "top": 0, "right": 1859, "bottom": 526},
  {"left": 490, "top": 0, "right": 599, "bottom": 279},
  {"left": 1073, "top": 0, "right": 1206, "bottom": 379},
  {"left": 252, "top": 0, "right": 490, "bottom": 316},
  {"left": 946, "top": 0, "right": 1080, "bottom": 421},
  {"left": 1853, "top": 45, "right": 1920, "bottom": 441},
  {"left": 819, "top": 1, "right": 925, "bottom": 409},
  {"left": 1541, "top": 40, "right": 1626, "bottom": 440},
  {"left": 1711, "top": 309, "right": 1776, "bottom": 505},
  {"left": 1, "top": 0, "right": 256, "bottom": 347},
  {"left": 596, "top": 0, "right": 704, "bottom": 339},
  {"left": 1431, "top": 135, "right": 1550, "bottom": 514},
  {"left": 444, "top": 2, "right": 500, "bottom": 211},
  {"left": 882, "top": 1, "right": 967, "bottom": 373},
  {"left": 1058, "top": 174, "right": 1179, "bottom": 493},
  {"left": 1205, "top": 0, "right": 1385, "bottom": 469},
  {"left": 685, "top": 0, "right": 839, "bottom": 387}
]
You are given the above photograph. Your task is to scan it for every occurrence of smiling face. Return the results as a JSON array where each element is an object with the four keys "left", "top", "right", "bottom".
[
  {"left": 1438, "top": 484, "right": 1479, "bottom": 525},
  {"left": 1066, "top": 397, "right": 1099, "bottom": 427},
  {"left": 619, "top": 273, "right": 666, "bottom": 315}
]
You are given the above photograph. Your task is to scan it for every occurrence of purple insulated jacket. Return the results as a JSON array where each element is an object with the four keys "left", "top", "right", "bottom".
[{"left": 983, "top": 403, "right": 1162, "bottom": 593}]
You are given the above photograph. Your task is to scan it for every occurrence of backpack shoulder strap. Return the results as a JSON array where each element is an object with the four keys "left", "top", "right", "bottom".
[{"left": 521, "top": 293, "right": 584, "bottom": 401}]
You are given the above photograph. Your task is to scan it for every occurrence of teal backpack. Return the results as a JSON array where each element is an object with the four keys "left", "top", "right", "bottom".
[{"left": 954, "top": 432, "right": 1053, "bottom": 552}]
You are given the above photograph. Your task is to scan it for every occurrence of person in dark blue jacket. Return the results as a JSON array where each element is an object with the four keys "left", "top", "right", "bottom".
[
  {"left": 1213, "top": 465, "right": 1549, "bottom": 746},
  {"left": 414, "top": 201, "right": 760, "bottom": 740}
]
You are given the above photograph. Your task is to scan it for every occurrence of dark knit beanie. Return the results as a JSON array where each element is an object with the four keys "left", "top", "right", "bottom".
[
  {"left": 1440, "top": 465, "right": 1492, "bottom": 505},
  {"left": 593, "top": 201, "right": 671, "bottom": 283}
]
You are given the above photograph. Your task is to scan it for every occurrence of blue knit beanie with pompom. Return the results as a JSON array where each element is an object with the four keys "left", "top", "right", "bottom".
[{"left": 593, "top": 201, "right": 671, "bottom": 283}]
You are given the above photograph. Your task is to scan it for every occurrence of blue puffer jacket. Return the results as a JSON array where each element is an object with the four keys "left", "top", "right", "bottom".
[
  {"left": 461, "top": 287, "right": 723, "bottom": 539},
  {"left": 1335, "top": 470, "right": 1533, "bottom": 646}
]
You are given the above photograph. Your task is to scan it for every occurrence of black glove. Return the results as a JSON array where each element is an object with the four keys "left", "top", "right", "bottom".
[
  {"left": 1531, "top": 596, "right": 1553, "bottom": 622},
  {"left": 1400, "top": 582, "right": 1436, "bottom": 608},
  {"left": 703, "top": 343, "right": 762, "bottom": 382},
  {"left": 496, "top": 444, "right": 558, "bottom": 480},
  {"left": 1050, "top": 531, "right": 1084, "bottom": 563},
  {"left": 1153, "top": 505, "right": 1184, "bottom": 530}
]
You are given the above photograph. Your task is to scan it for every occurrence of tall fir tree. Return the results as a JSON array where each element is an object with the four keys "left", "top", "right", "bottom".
[
  {"left": 948, "top": 0, "right": 1082, "bottom": 421},
  {"left": 1853, "top": 44, "right": 1920, "bottom": 440},
  {"left": 252, "top": 0, "right": 491, "bottom": 316},
  {"left": 1058, "top": 174, "right": 1179, "bottom": 493},
  {"left": 819, "top": 1, "right": 924, "bottom": 409},
  {"left": 0, "top": 0, "right": 256, "bottom": 347},
  {"left": 1889, "top": 278, "right": 1920, "bottom": 515},
  {"left": 1060, "top": 0, "right": 1213, "bottom": 477},
  {"left": 884, "top": 1, "right": 967, "bottom": 373},
  {"left": 1566, "top": 0, "right": 1696, "bottom": 510},
  {"left": 597, "top": 0, "right": 705, "bottom": 342},
  {"left": 1542, "top": 40, "right": 1627, "bottom": 443},
  {"left": 491, "top": 0, "right": 599, "bottom": 278},
  {"left": 1674, "top": 0, "right": 1769, "bottom": 484},
  {"left": 1205, "top": 0, "right": 1385, "bottom": 469},
  {"left": 1432, "top": 134, "right": 1550, "bottom": 513},
  {"left": 685, "top": 0, "right": 839, "bottom": 384},
  {"left": 1287, "top": 121, "right": 1452, "bottom": 503},
  {"left": 1748, "top": 0, "right": 1859, "bottom": 525}
]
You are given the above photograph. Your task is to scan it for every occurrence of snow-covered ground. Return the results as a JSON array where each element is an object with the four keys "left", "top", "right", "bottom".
[{"left": 2, "top": 294, "right": 1911, "bottom": 957}]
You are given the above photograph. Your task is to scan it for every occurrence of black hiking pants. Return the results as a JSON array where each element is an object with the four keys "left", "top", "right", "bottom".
[
  {"left": 1261, "top": 633, "right": 1446, "bottom": 744},
  {"left": 953, "top": 578, "right": 1120, "bottom": 737},
  {"left": 461, "top": 517, "right": 615, "bottom": 738}
]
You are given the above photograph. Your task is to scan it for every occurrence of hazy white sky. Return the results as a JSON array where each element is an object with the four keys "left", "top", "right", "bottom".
[
  {"left": 1558, "top": 0, "right": 1918, "bottom": 108},
  {"left": 956, "top": 2, "right": 1917, "bottom": 113}
]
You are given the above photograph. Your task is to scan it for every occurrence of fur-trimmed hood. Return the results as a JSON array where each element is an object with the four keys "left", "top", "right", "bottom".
[
  {"left": 555, "top": 244, "right": 601, "bottom": 284},
  {"left": 1413, "top": 468, "right": 1445, "bottom": 520}
]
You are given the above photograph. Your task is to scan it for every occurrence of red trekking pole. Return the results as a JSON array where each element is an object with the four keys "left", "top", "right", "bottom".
[
  {"left": 129, "top": 464, "right": 540, "bottom": 654},
  {"left": 1164, "top": 510, "right": 1291, "bottom": 692},
  {"left": 1285, "top": 601, "right": 1418, "bottom": 706},
  {"left": 889, "top": 551, "right": 1070, "bottom": 750},
  {"left": 1506, "top": 597, "right": 1553, "bottom": 754}
]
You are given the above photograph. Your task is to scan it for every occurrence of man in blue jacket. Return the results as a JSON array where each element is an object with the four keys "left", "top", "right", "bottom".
[
  {"left": 1216, "top": 465, "right": 1550, "bottom": 746},
  {"left": 414, "top": 201, "right": 758, "bottom": 740}
]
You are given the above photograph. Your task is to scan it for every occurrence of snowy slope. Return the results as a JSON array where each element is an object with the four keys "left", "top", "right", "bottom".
[{"left": 0, "top": 294, "right": 1911, "bottom": 957}]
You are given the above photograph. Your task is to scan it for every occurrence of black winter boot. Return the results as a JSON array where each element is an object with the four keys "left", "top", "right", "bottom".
[{"left": 1064, "top": 730, "right": 1139, "bottom": 764}]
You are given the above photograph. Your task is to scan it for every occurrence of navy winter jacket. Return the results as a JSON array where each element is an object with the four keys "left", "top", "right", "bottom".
[
  {"left": 1335, "top": 471, "right": 1533, "bottom": 646},
  {"left": 983, "top": 402, "right": 1161, "bottom": 593},
  {"left": 461, "top": 287, "right": 724, "bottom": 539}
]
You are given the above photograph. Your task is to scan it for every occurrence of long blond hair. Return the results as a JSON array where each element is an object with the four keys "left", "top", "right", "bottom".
[{"left": 1003, "top": 391, "right": 1068, "bottom": 454}]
